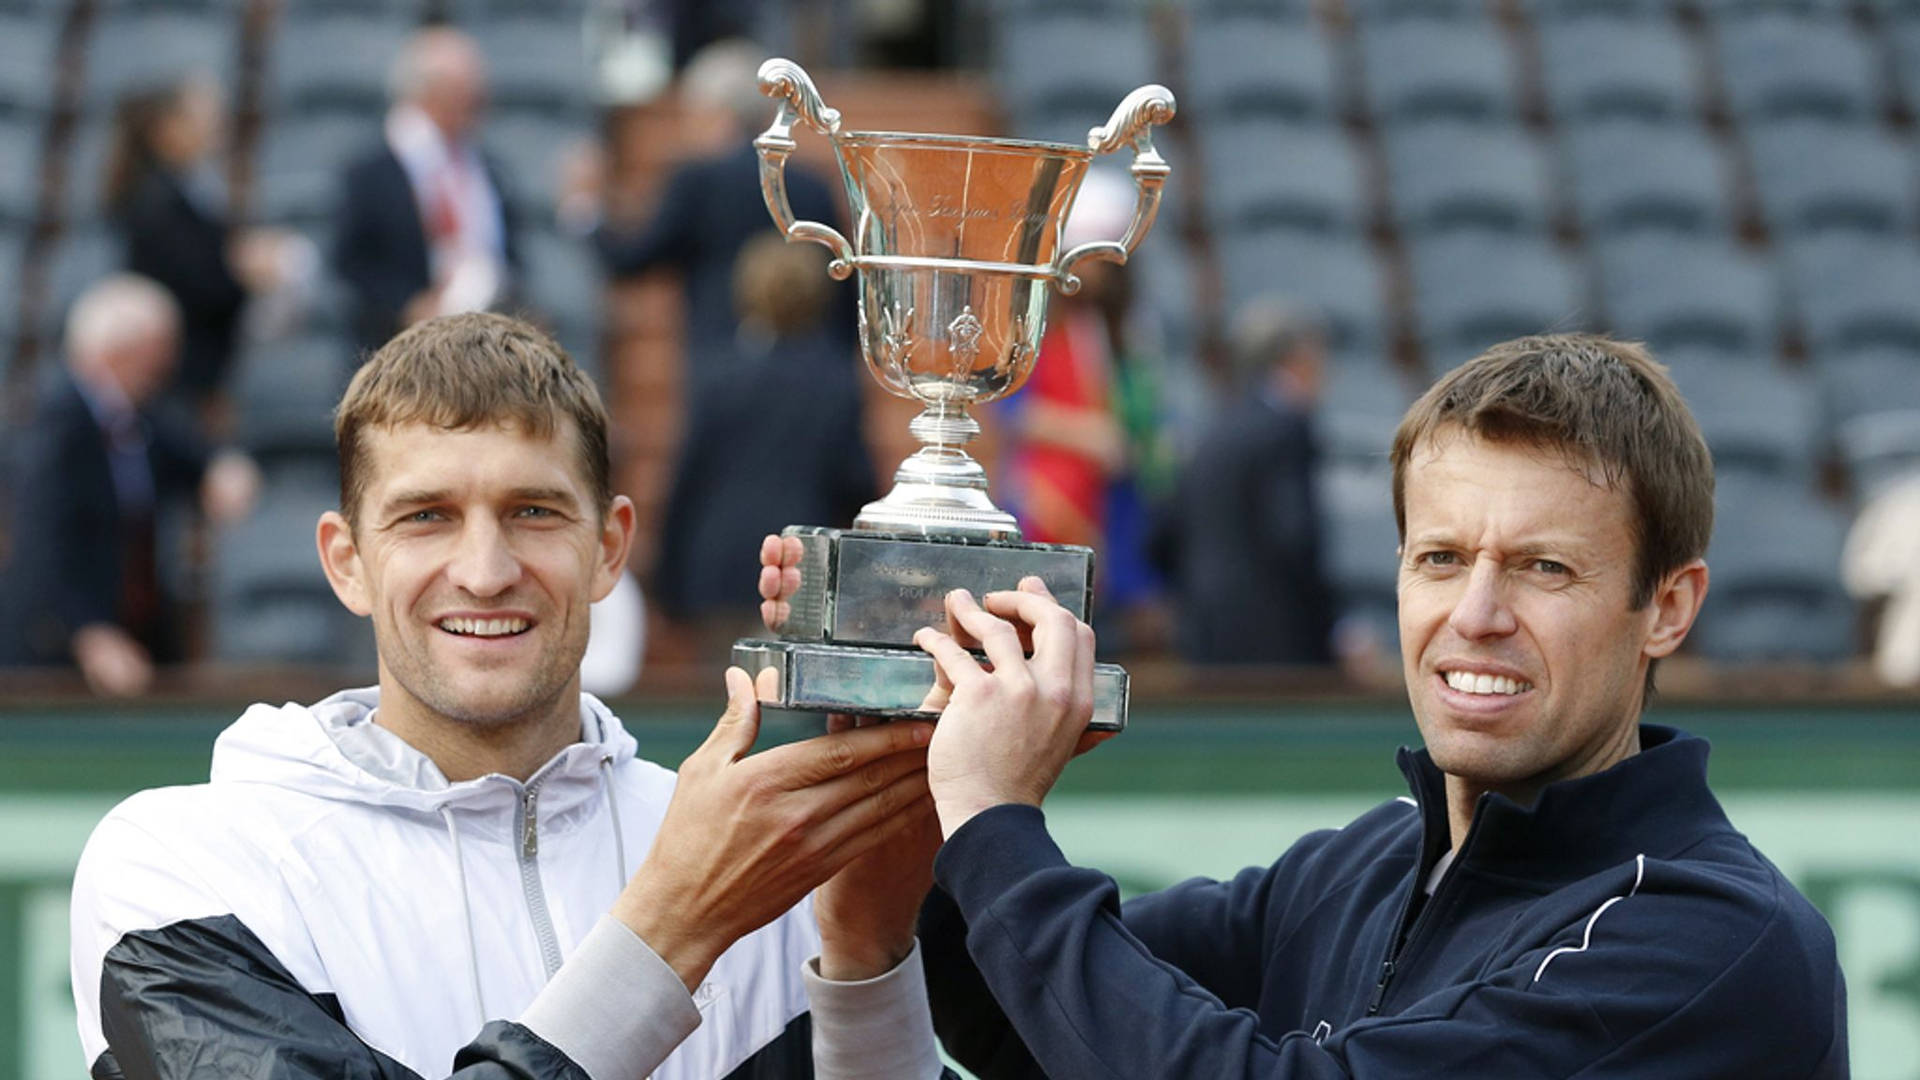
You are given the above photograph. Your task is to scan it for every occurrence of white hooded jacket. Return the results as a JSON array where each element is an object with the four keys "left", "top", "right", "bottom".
[{"left": 69, "top": 688, "right": 838, "bottom": 1079}]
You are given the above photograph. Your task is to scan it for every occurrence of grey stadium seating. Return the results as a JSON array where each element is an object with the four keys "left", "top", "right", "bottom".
[
  {"left": 1199, "top": 120, "right": 1369, "bottom": 238},
  {"left": 1358, "top": 17, "right": 1520, "bottom": 126},
  {"left": 1562, "top": 120, "right": 1737, "bottom": 237},
  {"left": 1537, "top": 17, "right": 1703, "bottom": 124},
  {"left": 1747, "top": 121, "right": 1917, "bottom": 237},
  {"left": 1594, "top": 234, "right": 1780, "bottom": 358},
  {"left": 1383, "top": 122, "right": 1555, "bottom": 237}
]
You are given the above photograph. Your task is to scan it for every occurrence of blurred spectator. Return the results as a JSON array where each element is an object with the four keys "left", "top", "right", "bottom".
[
  {"left": 652, "top": 233, "right": 873, "bottom": 632},
  {"left": 1001, "top": 169, "right": 1135, "bottom": 550},
  {"left": 105, "top": 74, "right": 305, "bottom": 410},
  {"left": 565, "top": 37, "right": 852, "bottom": 388},
  {"left": 1842, "top": 473, "right": 1920, "bottom": 687},
  {"left": 0, "top": 276, "right": 259, "bottom": 695},
  {"left": 1154, "top": 298, "right": 1336, "bottom": 667},
  {"left": 333, "top": 26, "right": 517, "bottom": 358}
]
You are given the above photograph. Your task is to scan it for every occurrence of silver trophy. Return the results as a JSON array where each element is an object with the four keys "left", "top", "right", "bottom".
[{"left": 732, "top": 59, "right": 1175, "bottom": 732}]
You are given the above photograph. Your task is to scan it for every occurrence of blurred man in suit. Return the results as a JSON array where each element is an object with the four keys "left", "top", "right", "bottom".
[
  {"left": 333, "top": 25, "right": 517, "bottom": 358},
  {"left": 0, "top": 275, "right": 257, "bottom": 694}
]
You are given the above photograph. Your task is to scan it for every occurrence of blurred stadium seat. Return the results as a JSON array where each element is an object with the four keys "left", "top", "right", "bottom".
[
  {"left": 1594, "top": 234, "right": 1779, "bottom": 358},
  {"left": 1199, "top": 120, "right": 1368, "bottom": 238},
  {"left": 994, "top": 7, "right": 1155, "bottom": 142},
  {"left": 1667, "top": 357, "right": 1820, "bottom": 484},
  {"left": 472, "top": 17, "right": 594, "bottom": 114},
  {"left": 82, "top": 10, "right": 240, "bottom": 115},
  {"left": 229, "top": 334, "right": 353, "bottom": 463},
  {"left": 211, "top": 468, "right": 372, "bottom": 667},
  {"left": 1183, "top": 13, "right": 1338, "bottom": 125},
  {"left": 1785, "top": 234, "right": 1920, "bottom": 354},
  {"left": 1537, "top": 17, "right": 1703, "bottom": 124},
  {"left": 1408, "top": 234, "right": 1589, "bottom": 369},
  {"left": 1561, "top": 120, "right": 1736, "bottom": 236},
  {"left": 1816, "top": 348, "right": 1920, "bottom": 500},
  {"left": 0, "top": 12, "right": 61, "bottom": 116},
  {"left": 1747, "top": 121, "right": 1917, "bottom": 237},
  {"left": 1217, "top": 232, "right": 1390, "bottom": 358},
  {"left": 1357, "top": 17, "right": 1519, "bottom": 126},
  {"left": 264, "top": 10, "right": 412, "bottom": 118},
  {"left": 1693, "top": 477, "right": 1856, "bottom": 662},
  {"left": 0, "top": 114, "right": 41, "bottom": 226},
  {"left": 1383, "top": 122, "right": 1554, "bottom": 236},
  {"left": 1714, "top": 13, "right": 1880, "bottom": 123}
]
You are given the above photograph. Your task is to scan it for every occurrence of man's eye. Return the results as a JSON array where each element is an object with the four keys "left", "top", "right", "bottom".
[
  {"left": 1419, "top": 551, "right": 1458, "bottom": 567},
  {"left": 515, "top": 506, "right": 556, "bottom": 519},
  {"left": 1533, "top": 559, "right": 1569, "bottom": 575},
  {"left": 405, "top": 510, "right": 444, "bottom": 524}
]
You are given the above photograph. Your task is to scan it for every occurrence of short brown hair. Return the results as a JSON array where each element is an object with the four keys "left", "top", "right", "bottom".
[
  {"left": 1390, "top": 334, "right": 1713, "bottom": 611},
  {"left": 335, "top": 313, "right": 611, "bottom": 523}
]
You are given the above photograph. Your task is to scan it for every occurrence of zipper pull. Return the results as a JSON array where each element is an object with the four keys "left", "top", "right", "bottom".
[
  {"left": 1365, "top": 960, "right": 1395, "bottom": 1016},
  {"left": 522, "top": 789, "right": 538, "bottom": 858}
]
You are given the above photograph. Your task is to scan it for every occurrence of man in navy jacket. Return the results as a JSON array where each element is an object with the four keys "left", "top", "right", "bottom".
[{"left": 762, "top": 332, "right": 1848, "bottom": 1076}]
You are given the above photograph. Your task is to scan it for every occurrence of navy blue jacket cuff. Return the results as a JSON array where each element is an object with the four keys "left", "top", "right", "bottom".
[{"left": 934, "top": 803, "right": 1069, "bottom": 920}]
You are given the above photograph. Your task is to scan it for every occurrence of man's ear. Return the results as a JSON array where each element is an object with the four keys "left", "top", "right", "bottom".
[
  {"left": 590, "top": 495, "right": 637, "bottom": 604},
  {"left": 317, "top": 511, "right": 373, "bottom": 617},
  {"left": 1643, "top": 558, "right": 1709, "bottom": 660}
]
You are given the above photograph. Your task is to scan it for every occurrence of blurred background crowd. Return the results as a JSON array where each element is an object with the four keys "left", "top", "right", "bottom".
[{"left": 1, "top": 0, "right": 1918, "bottom": 702}]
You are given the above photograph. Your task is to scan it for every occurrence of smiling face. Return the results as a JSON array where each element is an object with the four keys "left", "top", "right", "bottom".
[
  {"left": 1398, "top": 430, "right": 1699, "bottom": 808},
  {"left": 318, "top": 420, "right": 632, "bottom": 745}
]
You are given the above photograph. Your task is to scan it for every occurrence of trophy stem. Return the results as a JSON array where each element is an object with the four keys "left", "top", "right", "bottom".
[{"left": 853, "top": 399, "right": 1021, "bottom": 540}]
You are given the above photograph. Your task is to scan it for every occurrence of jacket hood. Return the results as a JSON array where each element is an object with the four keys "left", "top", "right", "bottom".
[{"left": 209, "top": 687, "right": 642, "bottom": 815}]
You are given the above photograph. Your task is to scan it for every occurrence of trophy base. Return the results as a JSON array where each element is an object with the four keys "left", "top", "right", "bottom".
[
  {"left": 779, "top": 525, "right": 1095, "bottom": 648},
  {"left": 733, "top": 638, "right": 1128, "bottom": 732}
]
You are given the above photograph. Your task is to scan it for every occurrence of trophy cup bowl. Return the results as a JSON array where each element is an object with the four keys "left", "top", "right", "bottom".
[{"left": 733, "top": 59, "right": 1175, "bottom": 731}]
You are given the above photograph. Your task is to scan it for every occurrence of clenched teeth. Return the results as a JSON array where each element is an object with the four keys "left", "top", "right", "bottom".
[
  {"left": 1444, "top": 670, "right": 1532, "bottom": 695},
  {"left": 438, "top": 616, "right": 530, "bottom": 637}
]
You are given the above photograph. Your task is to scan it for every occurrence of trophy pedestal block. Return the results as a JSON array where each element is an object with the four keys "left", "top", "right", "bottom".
[
  {"left": 733, "top": 525, "right": 1129, "bottom": 730},
  {"left": 733, "top": 638, "right": 1128, "bottom": 732},
  {"left": 776, "top": 525, "right": 1097, "bottom": 647}
]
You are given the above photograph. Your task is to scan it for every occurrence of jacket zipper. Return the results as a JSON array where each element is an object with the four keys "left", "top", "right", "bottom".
[
  {"left": 514, "top": 780, "right": 565, "bottom": 978},
  {"left": 1367, "top": 804, "right": 1482, "bottom": 1017}
]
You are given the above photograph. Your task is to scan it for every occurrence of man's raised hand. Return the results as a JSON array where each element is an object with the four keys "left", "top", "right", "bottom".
[
  {"left": 612, "top": 666, "right": 934, "bottom": 990},
  {"left": 914, "top": 584, "right": 1098, "bottom": 837}
]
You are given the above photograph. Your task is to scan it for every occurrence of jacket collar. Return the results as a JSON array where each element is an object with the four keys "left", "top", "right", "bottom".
[{"left": 1396, "top": 725, "right": 1735, "bottom": 886}]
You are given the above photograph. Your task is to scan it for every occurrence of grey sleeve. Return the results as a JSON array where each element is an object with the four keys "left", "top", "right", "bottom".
[
  {"left": 803, "top": 939, "right": 945, "bottom": 1080},
  {"left": 517, "top": 916, "right": 702, "bottom": 1080}
]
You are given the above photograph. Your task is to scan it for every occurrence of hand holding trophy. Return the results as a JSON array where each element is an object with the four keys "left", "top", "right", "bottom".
[{"left": 733, "top": 60, "right": 1175, "bottom": 732}]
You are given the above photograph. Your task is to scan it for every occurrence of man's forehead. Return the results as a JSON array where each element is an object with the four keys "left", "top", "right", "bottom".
[
  {"left": 1408, "top": 426, "right": 1617, "bottom": 492},
  {"left": 359, "top": 418, "right": 587, "bottom": 492}
]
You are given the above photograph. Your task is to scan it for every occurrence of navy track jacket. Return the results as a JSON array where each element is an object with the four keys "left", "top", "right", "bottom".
[{"left": 921, "top": 725, "right": 1848, "bottom": 1077}]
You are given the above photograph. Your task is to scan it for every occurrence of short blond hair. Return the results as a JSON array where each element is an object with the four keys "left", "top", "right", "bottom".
[{"left": 335, "top": 313, "right": 611, "bottom": 524}]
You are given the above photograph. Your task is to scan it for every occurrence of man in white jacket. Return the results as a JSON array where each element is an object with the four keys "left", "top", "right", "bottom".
[{"left": 69, "top": 313, "right": 947, "bottom": 1078}]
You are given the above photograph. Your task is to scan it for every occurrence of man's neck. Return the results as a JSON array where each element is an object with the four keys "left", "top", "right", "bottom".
[
  {"left": 1441, "top": 722, "right": 1644, "bottom": 853},
  {"left": 371, "top": 682, "right": 583, "bottom": 784}
]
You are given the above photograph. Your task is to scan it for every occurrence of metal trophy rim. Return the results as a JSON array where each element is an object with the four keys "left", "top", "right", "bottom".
[{"left": 833, "top": 129, "right": 1099, "bottom": 157}]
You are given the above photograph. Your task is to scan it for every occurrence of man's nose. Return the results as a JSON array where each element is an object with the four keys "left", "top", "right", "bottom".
[
  {"left": 446, "top": 518, "right": 521, "bottom": 597},
  {"left": 1447, "top": 557, "right": 1517, "bottom": 640}
]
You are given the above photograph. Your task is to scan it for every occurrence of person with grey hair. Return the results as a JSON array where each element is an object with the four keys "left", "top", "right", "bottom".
[
  {"left": 566, "top": 36, "right": 852, "bottom": 379},
  {"left": 333, "top": 24, "right": 519, "bottom": 356},
  {"left": 0, "top": 274, "right": 258, "bottom": 694},
  {"left": 1151, "top": 296, "right": 1336, "bottom": 665}
]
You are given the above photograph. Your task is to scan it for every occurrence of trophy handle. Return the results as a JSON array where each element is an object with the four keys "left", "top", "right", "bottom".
[
  {"left": 755, "top": 59, "right": 856, "bottom": 280},
  {"left": 1053, "top": 84, "right": 1177, "bottom": 296}
]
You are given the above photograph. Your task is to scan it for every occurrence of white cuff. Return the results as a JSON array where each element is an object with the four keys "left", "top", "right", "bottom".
[
  {"left": 517, "top": 915, "right": 701, "bottom": 1080},
  {"left": 803, "top": 939, "right": 944, "bottom": 1080}
]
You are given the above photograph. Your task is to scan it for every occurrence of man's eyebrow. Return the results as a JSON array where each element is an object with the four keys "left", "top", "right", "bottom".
[
  {"left": 507, "top": 486, "right": 582, "bottom": 509},
  {"left": 378, "top": 489, "right": 453, "bottom": 515}
]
